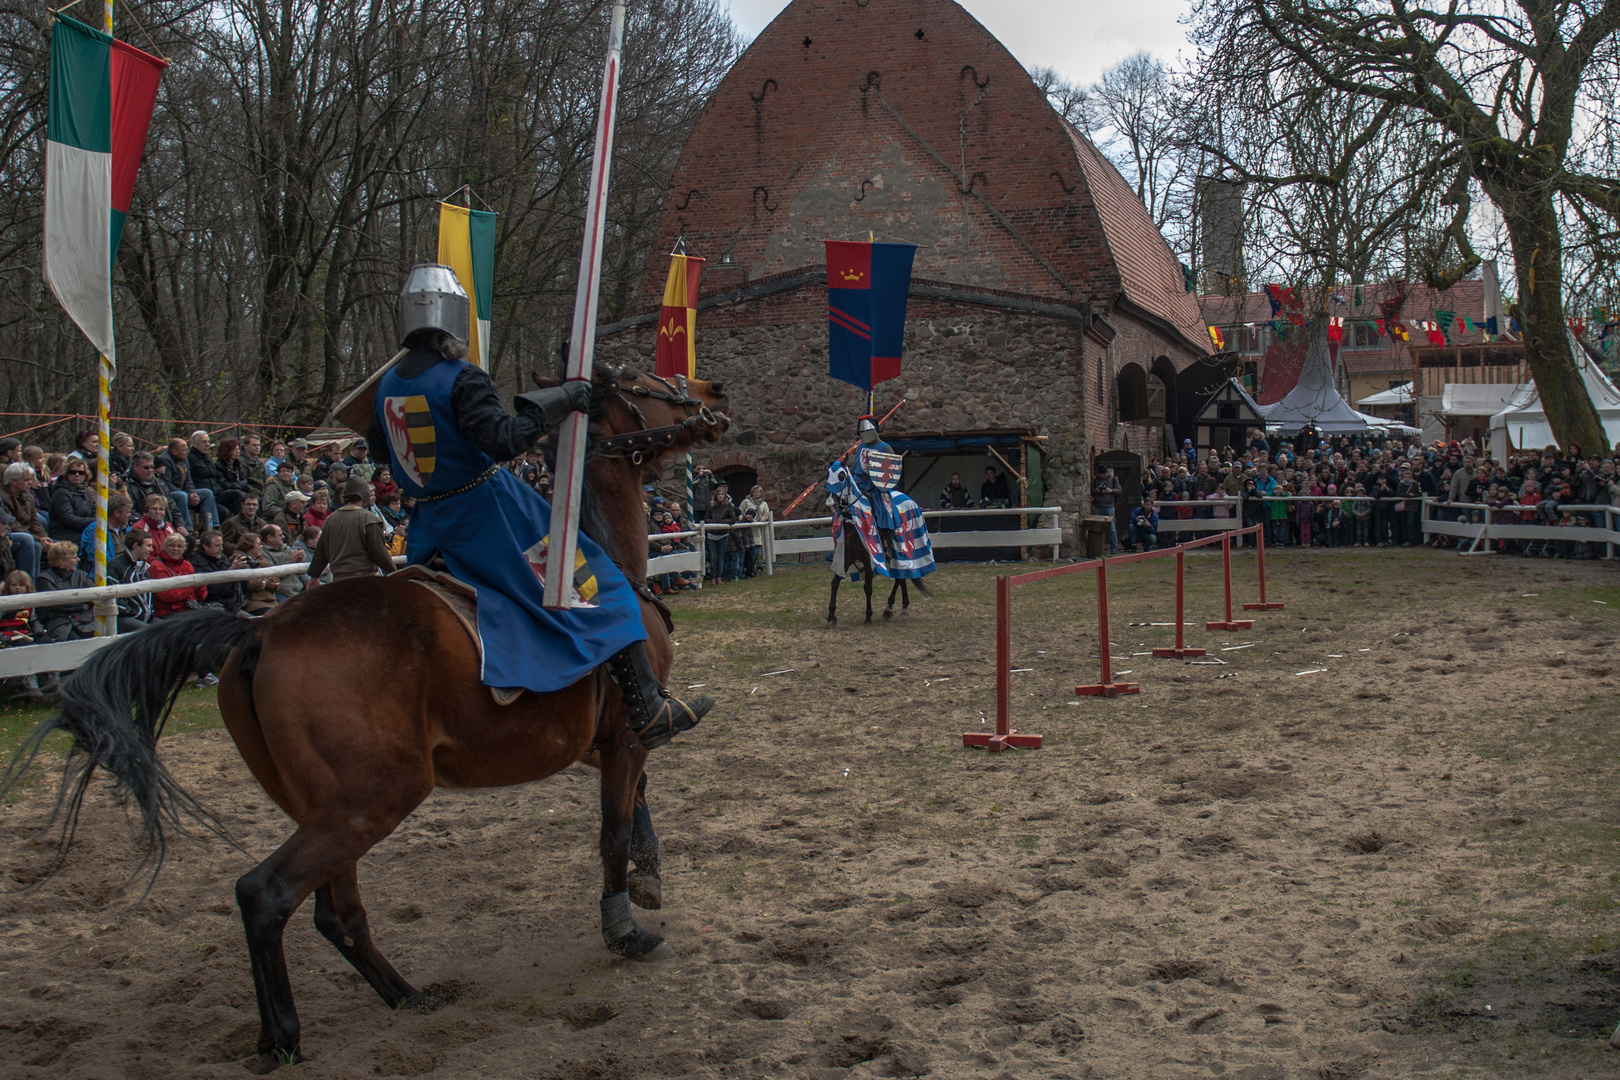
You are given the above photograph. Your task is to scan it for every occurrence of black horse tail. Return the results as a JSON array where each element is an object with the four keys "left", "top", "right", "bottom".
[
  {"left": 911, "top": 576, "right": 933, "bottom": 597},
  {"left": 0, "top": 609, "right": 258, "bottom": 890}
]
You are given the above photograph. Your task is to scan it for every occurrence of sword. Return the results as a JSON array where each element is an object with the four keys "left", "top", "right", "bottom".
[
  {"left": 545, "top": 0, "right": 626, "bottom": 609},
  {"left": 779, "top": 399, "right": 906, "bottom": 519}
]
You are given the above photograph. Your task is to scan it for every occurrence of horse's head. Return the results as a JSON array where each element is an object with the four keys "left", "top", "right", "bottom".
[
  {"left": 533, "top": 365, "right": 729, "bottom": 466},
  {"left": 824, "top": 460, "right": 855, "bottom": 512}
]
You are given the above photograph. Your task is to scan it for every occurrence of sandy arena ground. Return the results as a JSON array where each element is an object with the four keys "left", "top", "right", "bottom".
[{"left": 2, "top": 548, "right": 1618, "bottom": 1079}]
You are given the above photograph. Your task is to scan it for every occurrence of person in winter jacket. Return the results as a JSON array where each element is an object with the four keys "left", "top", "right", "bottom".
[
  {"left": 148, "top": 532, "right": 207, "bottom": 619},
  {"left": 35, "top": 541, "right": 95, "bottom": 640},
  {"left": 47, "top": 458, "right": 96, "bottom": 542}
]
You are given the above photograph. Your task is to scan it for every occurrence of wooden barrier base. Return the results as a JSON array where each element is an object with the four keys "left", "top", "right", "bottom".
[
  {"left": 962, "top": 730, "right": 1043, "bottom": 753},
  {"left": 1151, "top": 647, "right": 1206, "bottom": 658},
  {"left": 1205, "top": 619, "right": 1253, "bottom": 630},
  {"left": 1075, "top": 681, "right": 1140, "bottom": 697},
  {"left": 1243, "top": 601, "right": 1285, "bottom": 611}
]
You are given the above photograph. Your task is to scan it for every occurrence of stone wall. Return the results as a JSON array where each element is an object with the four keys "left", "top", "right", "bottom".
[{"left": 596, "top": 282, "right": 1096, "bottom": 545}]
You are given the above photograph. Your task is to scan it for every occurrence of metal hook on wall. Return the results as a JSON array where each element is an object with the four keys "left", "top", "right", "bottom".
[
  {"left": 1050, "top": 171, "right": 1076, "bottom": 195},
  {"left": 964, "top": 172, "right": 988, "bottom": 195},
  {"left": 860, "top": 70, "right": 882, "bottom": 92},
  {"left": 675, "top": 189, "right": 701, "bottom": 211},
  {"left": 854, "top": 179, "right": 877, "bottom": 203},
  {"left": 750, "top": 78, "right": 778, "bottom": 103},
  {"left": 753, "top": 186, "right": 778, "bottom": 213},
  {"left": 960, "top": 64, "right": 989, "bottom": 89}
]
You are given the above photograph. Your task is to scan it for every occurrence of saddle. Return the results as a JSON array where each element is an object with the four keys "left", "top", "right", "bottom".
[{"left": 390, "top": 562, "right": 675, "bottom": 708}]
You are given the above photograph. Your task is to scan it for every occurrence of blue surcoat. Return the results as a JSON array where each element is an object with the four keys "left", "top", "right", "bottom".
[{"left": 377, "top": 358, "right": 644, "bottom": 692}]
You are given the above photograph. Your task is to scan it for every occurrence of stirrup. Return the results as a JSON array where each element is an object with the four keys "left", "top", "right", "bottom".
[{"left": 635, "top": 694, "right": 713, "bottom": 750}]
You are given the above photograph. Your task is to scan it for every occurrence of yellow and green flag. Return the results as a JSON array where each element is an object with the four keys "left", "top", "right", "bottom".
[{"left": 437, "top": 203, "right": 496, "bottom": 369}]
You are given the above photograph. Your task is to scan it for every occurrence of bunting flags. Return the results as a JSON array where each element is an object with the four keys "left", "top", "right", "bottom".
[
  {"left": 826, "top": 240, "right": 916, "bottom": 392},
  {"left": 1180, "top": 262, "right": 1195, "bottom": 293},
  {"left": 1434, "top": 310, "right": 1455, "bottom": 339},
  {"left": 1327, "top": 316, "right": 1344, "bottom": 344},
  {"left": 654, "top": 253, "right": 704, "bottom": 379},
  {"left": 1422, "top": 320, "right": 1446, "bottom": 346},
  {"left": 42, "top": 14, "right": 166, "bottom": 364},
  {"left": 1374, "top": 318, "right": 1386, "bottom": 339},
  {"left": 1208, "top": 325, "right": 1225, "bottom": 351},
  {"left": 1388, "top": 320, "right": 1410, "bottom": 342},
  {"left": 437, "top": 203, "right": 497, "bottom": 369}
]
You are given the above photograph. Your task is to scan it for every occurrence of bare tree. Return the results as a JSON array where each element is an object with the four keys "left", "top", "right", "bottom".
[
  {"left": 1190, "top": 0, "right": 1620, "bottom": 452},
  {"left": 0, "top": 0, "right": 739, "bottom": 433}
]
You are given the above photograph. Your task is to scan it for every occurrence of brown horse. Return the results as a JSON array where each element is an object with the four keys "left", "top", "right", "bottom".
[{"left": 0, "top": 367, "right": 726, "bottom": 1070}]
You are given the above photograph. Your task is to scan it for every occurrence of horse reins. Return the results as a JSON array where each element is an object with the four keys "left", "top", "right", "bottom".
[{"left": 590, "top": 373, "right": 718, "bottom": 465}]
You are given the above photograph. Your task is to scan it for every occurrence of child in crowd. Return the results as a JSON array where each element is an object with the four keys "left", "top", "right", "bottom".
[
  {"left": 1, "top": 569, "right": 49, "bottom": 701},
  {"left": 1322, "top": 499, "right": 1344, "bottom": 547},
  {"left": 0, "top": 570, "right": 37, "bottom": 646}
]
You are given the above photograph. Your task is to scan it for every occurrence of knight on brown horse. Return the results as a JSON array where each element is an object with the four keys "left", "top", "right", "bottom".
[
  {"left": 0, "top": 266, "right": 729, "bottom": 1071},
  {"left": 371, "top": 263, "right": 712, "bottom": 745}
]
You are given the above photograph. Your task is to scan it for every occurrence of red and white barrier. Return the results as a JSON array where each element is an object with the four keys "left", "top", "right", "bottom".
[{"left": 964, "top": 523, "right": 1282, "bottom": 754}]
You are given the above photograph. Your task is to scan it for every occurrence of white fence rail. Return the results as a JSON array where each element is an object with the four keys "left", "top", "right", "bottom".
[
  {"left": 646, "top": 506, "right": 1064, "bottom": 578},
  {"left": 1421, "top": 498, "right": 1619, "bottom": 556}
]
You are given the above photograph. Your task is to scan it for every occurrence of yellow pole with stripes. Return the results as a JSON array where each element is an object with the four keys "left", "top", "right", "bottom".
[{"left": 93, "top": 0, "right": 114, "bottom": 637}]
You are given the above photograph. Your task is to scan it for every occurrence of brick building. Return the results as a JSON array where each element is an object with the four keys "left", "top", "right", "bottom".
[{"left": 595, "top": 0, "right": 1209, "bottom": 544}]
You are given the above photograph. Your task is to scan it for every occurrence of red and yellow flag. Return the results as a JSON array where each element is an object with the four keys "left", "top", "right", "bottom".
[{"left": 654, "top": 254, "right": 704, "bottom": 379}]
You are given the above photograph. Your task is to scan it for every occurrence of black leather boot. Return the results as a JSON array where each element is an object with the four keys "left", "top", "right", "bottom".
[{"left": 606, "top": 641, "right": 713, "bottom": 750}]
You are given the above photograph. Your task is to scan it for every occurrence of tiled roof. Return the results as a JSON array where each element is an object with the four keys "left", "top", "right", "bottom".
[{"left": 1065, "top": 125, "right": 1210, "bottom": 356}]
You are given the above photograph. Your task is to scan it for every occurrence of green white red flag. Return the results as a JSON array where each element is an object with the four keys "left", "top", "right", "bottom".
[{"left": 42, "top": 13, "right": 166, "bottom": 365}]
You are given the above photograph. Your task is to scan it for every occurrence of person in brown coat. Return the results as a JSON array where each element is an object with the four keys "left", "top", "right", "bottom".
[{"left": 306, "top": 479, "right": 394, "bottom": 584}]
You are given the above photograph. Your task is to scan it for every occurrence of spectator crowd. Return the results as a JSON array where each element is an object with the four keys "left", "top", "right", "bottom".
[
  {"left": 0, "top": 427, "right": 416, "bottom": 700},
  {"left": 1093, "top": 432, "right": 1620, "bottom": 557}
]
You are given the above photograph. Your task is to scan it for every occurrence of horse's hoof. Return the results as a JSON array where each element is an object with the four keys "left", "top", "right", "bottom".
[
  {"left": 882, "top": 608, "right": 893, "bottom": 620},
  {"left": 247, "top": 1048, "right": 302, "bottom": 1074},
  {"left": 825, "top": 618, "right": 837, "bottom": 628},
  {"left": 606, "top": 924, "right": 667, "bottom": 960},
  {"left": 628, "top": 871, "right": 663, "bottom": 910}
]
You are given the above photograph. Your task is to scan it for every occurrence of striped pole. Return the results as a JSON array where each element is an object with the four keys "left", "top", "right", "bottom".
[
  {"left": 544, "top": 0, "right": 625, "bottom": 608},
  {"left": 92, "top": 0, "right": 114, "bottom": 637}
]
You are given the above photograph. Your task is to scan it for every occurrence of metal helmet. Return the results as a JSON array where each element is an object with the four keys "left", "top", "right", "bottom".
[
  {"left": 396, "top": 264, "right": 470, "bottom": 346},
  {"left": 857, "top": 415, "right": 880, "bottom": 445}
]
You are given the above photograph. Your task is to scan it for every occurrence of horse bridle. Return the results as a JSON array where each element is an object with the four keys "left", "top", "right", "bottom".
[{"left": 591, "top": 372, "right": 719, "bottom": 465}]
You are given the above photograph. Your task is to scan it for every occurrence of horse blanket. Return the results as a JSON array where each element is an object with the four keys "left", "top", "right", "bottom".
[{"left": 825, "top": 461, "right": 935, "bottom": 580}]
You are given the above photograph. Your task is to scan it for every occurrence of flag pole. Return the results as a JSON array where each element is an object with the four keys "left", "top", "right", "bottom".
[
  {"left": 92, "top": 0, "right": 114, "bottom": 638},
  {"left": 545, "top": 0, "right": 625, "bottom": 609}
]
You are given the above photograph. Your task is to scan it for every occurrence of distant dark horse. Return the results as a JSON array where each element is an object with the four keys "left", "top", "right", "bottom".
[
  {"left": 0, "top": 367, "right": 727, "bottom": 1071},
  {"left": 823, "top": 460, "right": 930, "bottom": 626}
]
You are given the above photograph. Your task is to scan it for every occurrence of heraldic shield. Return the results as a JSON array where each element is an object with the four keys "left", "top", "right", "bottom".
[
  {"left": 382, "top": 394, "right": 436, "bottom": 487},
  {"left": 859, "top": 447, "right": 903, "bottom": 491}
]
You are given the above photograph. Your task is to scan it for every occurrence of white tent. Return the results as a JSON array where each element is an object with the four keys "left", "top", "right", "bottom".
[
  {"left": 1260, "top": 327, "right": 1422, "bottom": 435},
  {"left": 1356, "top": 382, "right": 1414, "bottom": 407},
  {"left": 1489, "top": 331, "right": 1620, "bottom": 454}
]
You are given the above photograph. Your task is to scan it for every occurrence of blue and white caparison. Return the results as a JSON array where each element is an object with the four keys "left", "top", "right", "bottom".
[{"left": 823, "top": 460, "right": 936, "bottom": 580}]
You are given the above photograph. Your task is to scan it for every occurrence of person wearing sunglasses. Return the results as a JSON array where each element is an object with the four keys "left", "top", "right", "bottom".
[{"left": 47, "top": 459, "right": 97, "bottom": 543}]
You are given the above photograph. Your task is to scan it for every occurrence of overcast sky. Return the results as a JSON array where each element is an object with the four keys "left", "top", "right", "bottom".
[{"left": 721, "top": 0, "right": 1194, "bottom": 86}]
